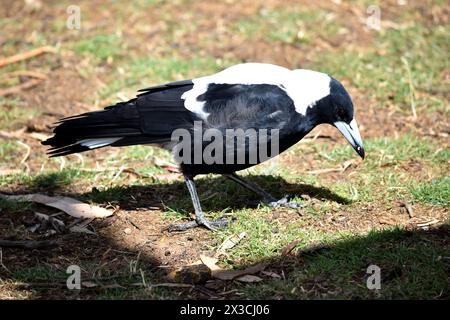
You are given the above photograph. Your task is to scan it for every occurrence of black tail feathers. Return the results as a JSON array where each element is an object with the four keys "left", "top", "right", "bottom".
[{"left": 43, "top": 100, "right": 147, "bottom": 157}]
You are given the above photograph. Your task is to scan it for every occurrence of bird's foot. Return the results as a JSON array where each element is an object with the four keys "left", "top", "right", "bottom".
[
  {"left": 267, "top": 195, "right": 303, "bottom": 209},
  {"left": 166, "top": 216, "right": 228, "bottom": 232}
]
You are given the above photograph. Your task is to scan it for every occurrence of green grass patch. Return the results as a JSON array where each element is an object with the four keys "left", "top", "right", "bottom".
[
  {"left": 0, "top": 142, "right": 22, "bottom": 164},
  {"left": 238, "top": 226, "right": 450, "bottom": 299},
  {"left": 315, "top": 135, "right": 447, "bottom": 167},
  {"left": 411, "top": 177, "right": 450, "bottom": 207},
  {"left": 30, "top": 171, "right": 79, "bottom": 191},
  {"left": 233, "top": 8, "right": 344, "bottom": 45},
  {"left": 12, "top": 266, "right": 67, "bottom": 282},
  {"left": 314, "top": 25, "right": 449, "bottom": 113},
  {"left": 289, "top": 135, "right": 449, "bottom": 204},
  {"left": 0, "top": 99, "right": 39, "bottom": 131},
  {"left": 98, "top": 56, "right": 224, "bottom": 100},
  {"left": 72, "top": 34, "right": 124, "bottom": 63}
]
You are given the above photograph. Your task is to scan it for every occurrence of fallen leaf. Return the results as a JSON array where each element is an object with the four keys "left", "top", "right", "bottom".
[
  {"left": 281, "top": 240, "right": 300, "bottom": 256},
  {"left": 69, "top": 225, "right": 96, "bottom": 235},
  {"left": 49, "top": 217, "right": 65, "bottom": 233},
  {"left": 1, "top": 193, "right": 113, "bottom": 219},
  {"left": 34, "top": 212, "right": 50, "bottom": 222},
  {"left": 215, "top": 232, "right": 247, "bottom": 257},
  {"left": 82, "top": 281, "right": 97, "bottom": 288},
  {"left": 200, "top": 255, "right": 266, "bottom": 281},
  {"left": 29, "top": 212, "right": 65, "bottom": 234},
  {"left": 235, "top": 275, "right": 263, "bottom": 283},
  {"left": 261, "top": 271, "right": 281, "bottom": 279}
]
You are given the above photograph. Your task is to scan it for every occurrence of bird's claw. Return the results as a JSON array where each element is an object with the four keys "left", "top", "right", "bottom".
[
  {"left": 196, "top": 217, "right": 217, "bottom": 231},
  {"left": 268, "top": 195, "right": 303, "bottom": 209},
  {"left": 165, "top": 216, "right": 228, "bottom": 232}
]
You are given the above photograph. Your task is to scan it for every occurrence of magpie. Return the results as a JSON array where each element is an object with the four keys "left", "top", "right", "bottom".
[{"left": 43, "top": 63, "right": 364, "bottom": 231}]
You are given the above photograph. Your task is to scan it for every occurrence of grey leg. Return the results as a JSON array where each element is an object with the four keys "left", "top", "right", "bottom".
[
  {"left": 166, "top": 175, "right": 228, "bottom": 232},
  {"left": 224, "top": 173, "right": 302, "bottom": 209}
]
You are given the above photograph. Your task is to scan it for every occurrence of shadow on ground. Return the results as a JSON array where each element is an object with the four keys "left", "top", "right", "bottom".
[
  {"left": 0, "top": 174, "right": 448, "bottom": 299},
  {"left": 19, "top": 173, "right": 351, "bottom": 210}
]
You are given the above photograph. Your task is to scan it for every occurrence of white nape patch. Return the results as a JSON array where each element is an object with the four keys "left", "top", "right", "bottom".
[
  {"left": 288, "top": 69, "right": 331, "bottom": 115},
  {"left": 79, "top": 137, "right": 121, "bottom": 149},
  {"left": 181, "top": 63, "right": 331, "bottom": 119}
]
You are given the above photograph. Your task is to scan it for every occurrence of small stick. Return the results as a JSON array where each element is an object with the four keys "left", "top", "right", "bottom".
[
  {"left": 4, "top": 70, "right": 47, "bottom": 80},
  {"left": 111, "top": 165, "right": 126, "bottom": 182},
  {"left": 0, "top": 78, "right": 44, "bottom": 97},
  {"left": 401, "top": 57, "right": 417, "bottom": 120},
  {"left": 401, "top": 202, "right": 415, "bottom": 218},
  {"left": 126, "top": 216, "right": 141, "bottom": 230},
  {"left": 0, "top": 46, "right": 56, "bottom": 68},
  {"left": 0, "top": 240, "right": 58, "bottom": 249},
  {"left": 417, "top": 219, "right": 440, "bottom": 228},
  {"left": 0, "top": 127, "right": 26, "bottom": 139},
  {"left": 17, "top": 140, "right": 31, "bottom": 165}
]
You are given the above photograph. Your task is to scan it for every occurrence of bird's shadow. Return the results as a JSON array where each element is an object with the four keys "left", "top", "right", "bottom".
[{"left": 72, "top": 174, "right": 351, "bottom": 214}]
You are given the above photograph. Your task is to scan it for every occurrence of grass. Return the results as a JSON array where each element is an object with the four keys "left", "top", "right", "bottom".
[
  {"left": 0, "top": 99, "right": 39, "bottom": 131},
  {"left": 411, "top": 177, "right": 450, "bottom": 207},
  {"left": 12, "top": 266, "right": 68, "bottom": 282},
  {"left": 237, "top": 226, "right": 450, "bottom": 299},
  {"left": 72, "top": 34, "right": 124, "bottom": 63},
  {"left": 313, "top": 24, "right": 449, "bottom": 113},
  {"left": 0, "top": 142, "right": 22, "bottom": 163},
  {"left": 232, "top": 8, "right": 344, "bottom": 45},
  {"left": 97, "top": 56, "right": 226, "bottom": 100}
]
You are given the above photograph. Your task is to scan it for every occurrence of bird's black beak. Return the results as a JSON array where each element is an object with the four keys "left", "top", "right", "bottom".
[{"left": 333, "top": 119, "right": 365, "bottom": 159}]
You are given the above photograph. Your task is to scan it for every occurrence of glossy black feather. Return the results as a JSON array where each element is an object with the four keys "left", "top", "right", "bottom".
[
  {"left": 43, "top": 80, "right": 195, "bottom": 156},
  {"left": 180, "top": 84, "right": 312, "bottom": 175},
  {"left": 43, "top": 81, "right": 318, "bottom": 175}
]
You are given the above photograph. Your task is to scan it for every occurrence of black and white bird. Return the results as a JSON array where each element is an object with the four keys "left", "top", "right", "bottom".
[{"left": 43, "top": 63, "right": 364, "bottom": 231}]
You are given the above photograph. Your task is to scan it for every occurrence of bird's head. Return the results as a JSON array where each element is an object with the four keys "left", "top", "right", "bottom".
[
  {"left": 297, "top": 72, "right": 365, "bottom": 159},
  {"left": 326, "top": 78, "right": 364, "bottom": 159}
]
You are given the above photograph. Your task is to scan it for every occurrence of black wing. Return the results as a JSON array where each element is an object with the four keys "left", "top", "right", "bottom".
[
  {"left": 43, "top": 80, "right": 196, "bottom": 156},
  {"left": 199, "top": 83, "right": 301, "bottom": 133}
]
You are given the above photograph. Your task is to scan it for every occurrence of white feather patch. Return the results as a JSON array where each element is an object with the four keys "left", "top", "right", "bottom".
[
  {"left": 79, "top": 137, "right": 122, "bottom": 149},
  {"left": 181, "top": 63, "right": 331, "bottom": 119},
  {"left": 288, "top": 69, "right": 331, "bottom": 115}
]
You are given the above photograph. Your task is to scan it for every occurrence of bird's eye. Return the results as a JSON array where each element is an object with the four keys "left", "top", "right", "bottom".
[{"left": 337, "top": 107, "right": 346, "bottom": 119}]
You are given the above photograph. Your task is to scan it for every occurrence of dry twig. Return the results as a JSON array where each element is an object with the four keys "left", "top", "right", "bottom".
[
  {"left": 0, "top": 78, "right": 45, "bottom": 97},
  {"left": 0, "top": 46, "right": 56, "bottom": 68}
]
